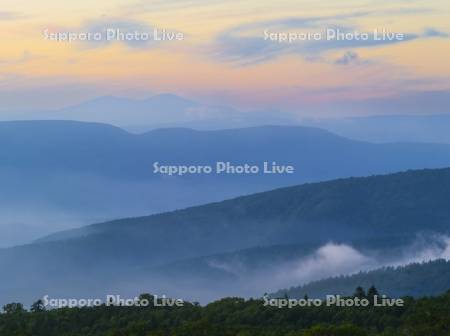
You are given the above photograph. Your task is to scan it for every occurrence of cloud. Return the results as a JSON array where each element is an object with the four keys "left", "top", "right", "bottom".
[
  {"left": 423, "top": 28, "right": 449, "bottom": 38},
  {"left": 287, "top": 243, "right": 375, "bottom": 283},
  {"left": 395, "top": 235, "right": 450, "bottom": 265},
  {"left": 202, "top": 237, "right": 450, "bottom": 298},
  {"left": 267, "top": 236, "right": 450, "bottom": 292},
  {"left": 334, "top": 51, "right": 366, "bottom": 65},
  {"left": 211, "top": 12, "right": 447, "bottom": 66},
  {"left": 47, "top": 18, "right": 185, "bottom": 50}
]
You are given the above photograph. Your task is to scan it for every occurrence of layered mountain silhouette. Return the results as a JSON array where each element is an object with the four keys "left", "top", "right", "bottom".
[
  {"left": 3, "top": 92, "right": 450, "bottom": 142},
  {"left": 1, "top": 167, "right": 450, "bottom": 304},
  {"left": 4, "top": 94, "right": 284, "bottom": 131},
  {"left": 3, "top": 121, "right": 450, "bottom": 246}
]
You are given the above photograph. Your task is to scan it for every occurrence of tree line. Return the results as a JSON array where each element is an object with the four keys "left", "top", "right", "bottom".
[{"left": 0, "top": 287, "right": 449, "bottom": 336}]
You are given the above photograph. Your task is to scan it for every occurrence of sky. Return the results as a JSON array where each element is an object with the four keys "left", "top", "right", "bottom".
[{"left": 0, "top": 0, "right": 449, "bottom": 116}]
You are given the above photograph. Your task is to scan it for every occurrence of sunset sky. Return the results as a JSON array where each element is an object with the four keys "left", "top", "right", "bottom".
[{"left": 0, "top": 0, "right": 449, "bottom": 115}]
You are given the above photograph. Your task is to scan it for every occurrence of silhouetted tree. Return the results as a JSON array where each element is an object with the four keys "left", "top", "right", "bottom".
[
  {"left": 30, "top": 299, "right": 45, "bottom": 313},
  {"left": 2, "top": 303, "right": 25, "bottom": 315},
  {"left": 354, "top": 286, "right": 366, "bottom": 299},
  {"left": 367, "top": 285, "right": 379, "bottom": 304}
]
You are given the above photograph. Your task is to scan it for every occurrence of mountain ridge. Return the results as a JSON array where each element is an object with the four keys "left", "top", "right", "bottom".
[
  {"left": 4, "top": 121, "right": 450, "bottom": 247},
  {"left": 1, "top": 167, "right": 450, "bottom": 303}
]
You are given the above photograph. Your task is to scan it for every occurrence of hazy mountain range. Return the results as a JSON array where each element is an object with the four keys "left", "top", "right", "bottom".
[
  {"left": 303, "top": 114, "right": 450, "bottom": 144},
  {"left": 3, "top": 94, "right": 293, "bottom": 132},
  {"left": 2, "top": 92, "right": 450, "bottom": 143},
  {"left": 4, "top": 121, "right": 450, "bottom": 246},
  {"left": 1, "top": 167, "right": 450, "bottom": 305}
]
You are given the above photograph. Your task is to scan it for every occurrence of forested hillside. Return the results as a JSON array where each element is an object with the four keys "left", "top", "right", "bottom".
[
  {"left": 273, "top": 259, "right": 450, "bottom": 299},
  {"left": 1, "top": 167, "right": 450, "bottom": 304},
  {"left": 1, "top": 290, "right": 449, "bottom": 336}
]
